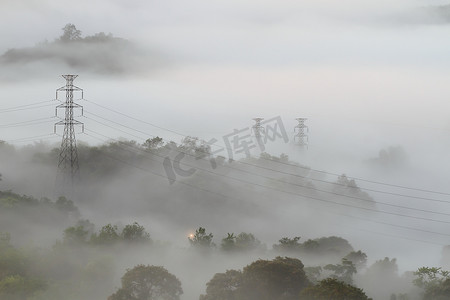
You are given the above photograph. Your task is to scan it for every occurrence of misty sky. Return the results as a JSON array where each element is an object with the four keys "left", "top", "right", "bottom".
[
  {"left": 1, "top": 0, "right": 450, "bottom": 272},
  {"left": 0, "top": 0, "right": 449, "bottom": 182},
  {"left": 0, "top": 0, "right": 449, "bottom": 170}
]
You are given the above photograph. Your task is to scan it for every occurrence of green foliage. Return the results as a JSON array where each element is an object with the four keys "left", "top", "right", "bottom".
[
  {"left": 413, "top": 267, "right": 450, "bottom": 299},
  {"left": 55, "top": 197, "right": 79, "bottom": 216},
  {"left": 59, "top": 24, "right": 82, "bottom": 42},
  {"left": 311, "top": 236, "right": 354, "bottom": 256},
  {"left": 414, "top": 267, "right": 450, "bottom": 289},
  {"left": 108, "top": 265, "right": 183, "bottom": 300},
  {"left": 143, "top": 137, "right": 164, "bottom": 150},
  {"left": 63, "top": 226, "right": 89, "bottom": 245},
  {"left": 366, "top": 257, "right": 398, "bottom": 279},
  {"left": 200, "top": 270, "right": 242, "bottom": 300},
  {"left": 333, "top": 174, "right": 374, "bottom": 204},
  {"left": 63, "top": 221, "right": 151, "bottom": 247},
  {"left": 189, "top": 227, "right": 214, "bottom": 248},
  {"left": 324, "top": 258, "right": 357, "bottom": 284},
  {"left": 344, "top": 250, "right": 368, "bottom": 270},
  {"left": 0, "top": 275, "right": 46, "bottom": 299},
  {"left": 302, "top": 239, "right": 319, "bottom": 252},
  {"left": 0, "top": 191, "right": 38, "bottom": 208},
  {"left": 180, "top": 137, "right": 211, "bottom": 158},
  {"left": 220, "top": 232, "right": 263, "bottom": 253},
  {"left": 0, "top": 236, "right": 47, "bottom": 299},
  {"left": 122, "top": 222, "right": 151, "bottom": 243},
  {"left": 240, "top": 256, "right": 310, "bottom": 300},
  {"left": 299, "top": 278, "right": 372, "bottom": 300},
  {"left": 200, "top": 256, "right": 310, "bottom": 300},
  {"left": 91, "top": 224, "right": 120, "bottom": 245},
  {"left": 273, "top": 236, "right": 302, "bottom": 252},
  {"left": 273, "top": 236, "right": 353, "bottom": 257},
  {"left": 304, "top": 266, "right": 323, "bottom": 284},
  {"left": 0, "top": 196, "right": 18, "bottom": 208},
  {"left": 220, "top": 233, "right": 236, "bottom": 252}
]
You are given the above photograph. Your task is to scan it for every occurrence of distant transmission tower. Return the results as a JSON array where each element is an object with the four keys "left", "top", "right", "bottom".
[
  {"left": 294, "top": 118, "right": 308, "bottom": 148},
  {"left": 251, "top": 118, "right": 265, "bottom": 148},
  {"left": 54, "top": 75, "right": 84, "bottom": 197},
  {"left": 252, "top": 118, "right": 265, "bottom": 139}
]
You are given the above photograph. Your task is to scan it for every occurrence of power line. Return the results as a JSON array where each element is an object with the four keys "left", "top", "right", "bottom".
[
  {"left": 0, "top": 117, "right": 56, "bottom": 128},
  {"left": 0, "top": 100, "right": 54, "bottom": 111},
  {"left": 0, "top": 103, "right": 55, "bottom": 114},
  {"left": 82, "top": 130, "right": 450, "bottom": 246},
  {"left": 335, "top": 212, "right": 450, "bottom": 237},
  {"left": 85, "top": 128, "right": 450, "bottom": 226},
  {"left": 5, "top": 133, "right": 56, "bottom": 143},
  {"left": 83, "top": 116, "right": 450, "bottom": 218},
  {"left": 83, "top": 111, "right": 450, "bottom": 205},
  {"left": 84, "top": 98, "right": 450, "bottom": 197}
]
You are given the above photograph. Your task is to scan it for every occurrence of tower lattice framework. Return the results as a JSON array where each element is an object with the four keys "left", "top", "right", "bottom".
[
  {"left": 294, "top": 118, "right": 308, "bottom": 148},
  {"left": 54, "top": 75, "right": 84, "bottom": 194}
]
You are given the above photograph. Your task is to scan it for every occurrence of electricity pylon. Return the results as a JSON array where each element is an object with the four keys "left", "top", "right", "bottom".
[
  {"left": 252, "top": 118, "right": 265, "bottom": 150},
  {"left": 54, "top": 75, "right": 84, "bottom": 197},
  {"left": 294, "top": 118, "right": 308, "bottom": 148}
]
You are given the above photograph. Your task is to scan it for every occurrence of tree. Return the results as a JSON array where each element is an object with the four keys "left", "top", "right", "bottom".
[
  {"left": 234, "top": 233, "right": 263, "bottom": 252},
  {"left": 220, "top": 232, "right": 263, "bottom": 253},
  {"left": 91, "top": 224, "right": 120, "bottom": 245},
  {"left": 304, "top": 266, "right": 322, "bottom": 284},
  {"left": 238, "top": 256, "right": 310, "bottom": 300},
  {"left": 311, "top": 236, "right": 354, "bottom": 257},
  {"left": 413, "top": 267, "right": 450, "bottom": 300},
  {"left": 55, "top": 196, "right": 80, "bottom": 217},
  {"left": 200, "top": 257, "right": 310, "bottom": 300},
  {"left": 108, "top": 265, "right": 183, "bottom": 300},
  {"left": 344, "top": 250, "right": 368, "bottom": 271},
  {"left": 189, "top": 227, "right": 214, "bottom": 248},
  {"left": 273, "top": 236, "right": 302, "bottom": 253},
  {"left": 0, "top": 235, "right": 46, "bottom": 299},
  {"left": 143, "top": 137, "right": 164, "bottom": 150},
  {"left": 63, "top": 225, "right": 89, "bottom": 245},
  {"left": 360, "top": 257, "right": 400, "bottom": 300},
  {"left": 59, "top": 23, "right": 82, "bottom": 42},
  {"left": 323, "top": 258, "right": 356, "bottom": 284},
  {"left": 0, "top": 275, "right": 47, "bottom": 300},
  {"left": 221, "top": 233, "right": 236, "bottom": 252},
  {"left": 200, "top": 270, "right": 243, "bottom": 300},
  {"left": 299, "top": 278, "right": 372, "bottom": 300},
  {"left": 301, "top": 239, "right": 319, "bottom": 253},
  {"left": 122, "top": 222, "right": 151, "bottom": 243}
]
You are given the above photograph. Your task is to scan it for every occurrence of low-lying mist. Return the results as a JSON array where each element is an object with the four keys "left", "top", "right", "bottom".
[{"left": 0, "top": 134, "right": 449, "bottom": 299}]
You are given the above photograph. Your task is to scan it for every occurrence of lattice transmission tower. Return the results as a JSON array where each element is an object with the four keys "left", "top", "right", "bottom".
[
  {"left": 54, "top": 75, "right": 84, "bottom": 196},
  {"left": 294, "top": 118, "right": 308, "bottom": 148},
  {"left": 252, "top": 118, "right": 265, "bottom": 149}
]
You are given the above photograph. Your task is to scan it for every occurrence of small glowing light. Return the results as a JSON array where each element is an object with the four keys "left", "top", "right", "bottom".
[{"left": 189, "top": 234, "right": 194, "bottom": 238}]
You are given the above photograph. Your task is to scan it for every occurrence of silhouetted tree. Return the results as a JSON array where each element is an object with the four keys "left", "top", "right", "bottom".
[
  {"left": 59, "top": 24, "right": 82, "bottom": 42},
  {"left": 189, "top": 227, "right": 214, "bottom": 248},
  {"left": 299, "top": 278, "right": 372, "bottom": 300},
  {"left": 344, "top": 250, "right": 368, "bottom": 271},
  {"left": 91, "top": 224, "right": 120, "bottom": 245},
  {"left": 108, "top": 265, "right": 182, "bottom": 300},
  {"left": 414, "top": 267, "right": 450, "bottom": 300},
  {"left": 200, "top": 257, "right": 310, "bottom": 300},
  {"left": 200, "top": 270, "right": 242, "bottom": 300},
  {"left": 122, "top": 222, "right": 151, "bottom": 243},
  {"left": 324, "top": 258, "right": 356, "bottom": 284},
  {"left": 273, "top": 236, "right": 302, "bottom": 253}
]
